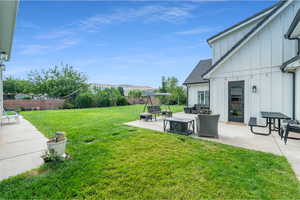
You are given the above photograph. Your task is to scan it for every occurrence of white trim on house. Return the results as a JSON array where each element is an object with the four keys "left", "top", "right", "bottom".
[{"left": 207, "top": 7, "right": 275, "bottom": 44}]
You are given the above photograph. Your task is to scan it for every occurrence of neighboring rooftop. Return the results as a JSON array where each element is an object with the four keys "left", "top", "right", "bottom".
[
  {"left": 183, "top": 59, "right": 212, "bottom": 85},
  {"left": 89, "top": 83, "right": 154, "bottom": 96},
  {"left": 90, "top": 83, "right": 153, "bottom": 90}
]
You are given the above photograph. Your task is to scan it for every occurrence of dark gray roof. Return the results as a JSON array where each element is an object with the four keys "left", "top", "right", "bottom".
[
  {"left": 183, "top": 59, "right": 212, "bottom": 85},
  {"left": 203, "top": 0, "right": 287, "bottom": 77}
]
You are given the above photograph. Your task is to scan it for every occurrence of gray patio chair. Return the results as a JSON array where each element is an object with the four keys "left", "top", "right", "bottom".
[
  {"left": 281, "top": 120, "right": 300, "bottom": 144},
  {"left": 195, "top": 114, "right": 220, "bottom": 138},
  {"left": 1, "top": 111, "right": 20, "bottom": 126}
]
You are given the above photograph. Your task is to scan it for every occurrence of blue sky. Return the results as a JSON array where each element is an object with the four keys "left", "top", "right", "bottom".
[{"left": 6, "top": 0, "right": 275, "bottom": 87}]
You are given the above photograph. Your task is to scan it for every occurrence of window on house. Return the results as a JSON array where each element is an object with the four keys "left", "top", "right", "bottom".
[{"left": 197, "top": 90, "right": 209, "bottom": 106}]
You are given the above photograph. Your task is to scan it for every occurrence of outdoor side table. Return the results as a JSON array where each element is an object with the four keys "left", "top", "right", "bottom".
[
  {"left": 163, "top": 118, "right": 194, "bottom": 135},
  {"left": 161, "top": 110, "right": 172, "bottom": 118},
  {"left": 140, "top": 113, "right": 152, "bottom": 121}
]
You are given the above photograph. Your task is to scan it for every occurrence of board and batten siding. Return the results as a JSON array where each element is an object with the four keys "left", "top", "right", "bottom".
[
  {"left": 211, "top": 19, "right": 263, "bottom": 64},
  {"left": 208, "top": 2, "right": 299, "bottom": 122},
  {"left": 187, "top": 83, "right": 209, "bottom": 107}
]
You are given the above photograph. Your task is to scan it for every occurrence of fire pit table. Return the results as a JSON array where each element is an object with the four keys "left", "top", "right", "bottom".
[{"left": 163, "top": 117, "right": 194, "bottom": 135}]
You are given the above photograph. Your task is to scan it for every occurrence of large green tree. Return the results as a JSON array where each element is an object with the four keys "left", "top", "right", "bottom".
[
  {"left": 158, "top": 76, "right": 186, "bottom": 105},
  {"left": 28, "top": 64, "right": 88, "bottom": 98},
  {"left": 3, "top": 77, "right": 34, "bottom": 94}
]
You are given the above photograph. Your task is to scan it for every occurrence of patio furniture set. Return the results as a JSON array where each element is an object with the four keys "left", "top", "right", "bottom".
[
  {"left": 140, "top": 105, "right": 172, "bottom": 121},
  {"left": 140, "top": 105, "right": 300, "bottom": 143},
  {"left": 140, "top": 104, "right": 220, "bottom": 137},
  {"left": 248, "top": 111, "right": 300, "bottom": 144},
  {"left": 163, "top": 114, "right": 220, "bottom": 137},
  {"left": 184, "top": 104, "right": 211, "bottom": 114}
]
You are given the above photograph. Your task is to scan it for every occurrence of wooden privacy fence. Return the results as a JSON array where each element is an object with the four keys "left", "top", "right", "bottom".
[{"left": 4, "top": 99, "right": 65, "bottom": 111}]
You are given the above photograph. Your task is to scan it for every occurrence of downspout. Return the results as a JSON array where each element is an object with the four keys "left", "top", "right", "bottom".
[
  {"left": 291, "top": 71, "right": 296, "bottom": 120},
  {"left": 186, "top": 84, "right": 189, "bottom": 107},
  {"left": 208, "top": 79, "right": 211, "bottom": 110},
  {"left": 283, "top": 35, "right": 299, "bottom": 120}
]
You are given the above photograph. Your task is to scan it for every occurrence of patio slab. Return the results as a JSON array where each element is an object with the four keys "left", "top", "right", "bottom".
[
  {"left": 0, "top": 116, "right": 47, "bottom": 181},
  {"left": 125, "top": 112, "right": 300, "bottom": 180}
]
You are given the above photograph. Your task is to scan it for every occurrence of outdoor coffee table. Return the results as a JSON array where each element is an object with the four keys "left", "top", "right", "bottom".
[{"left": 163, "top": 117, "right": 194, "bottom": 135}]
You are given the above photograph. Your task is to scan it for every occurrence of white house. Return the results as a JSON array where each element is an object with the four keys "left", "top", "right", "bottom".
[
  {"left": 186, "top": 0, "right": 300, "bottom": 123},
  {"left": 0, "top": 1, "right": 19, "bottom": 120},
  {"left": 183, "top": 59, "right": 211, "bottom": 107}
]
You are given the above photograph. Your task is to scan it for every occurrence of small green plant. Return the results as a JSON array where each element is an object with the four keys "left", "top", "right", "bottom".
[{"left": 41, "top": 149, "right": 63, "bottom": 162}]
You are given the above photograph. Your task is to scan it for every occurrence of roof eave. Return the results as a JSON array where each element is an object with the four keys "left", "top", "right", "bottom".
[
  {"left": 183, "top": 81, "right": 209, "bottom": 85},
  {"left": 285, "top": 8, "right": 300, "bottom": 39},
  {"left": 0, "top": 0, "right": 19, "bottom": 61}
]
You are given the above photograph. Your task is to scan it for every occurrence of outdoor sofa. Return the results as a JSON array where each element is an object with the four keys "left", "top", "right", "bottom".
[{"left": 184, "top": 104, "right": 211, "bottom": 114}]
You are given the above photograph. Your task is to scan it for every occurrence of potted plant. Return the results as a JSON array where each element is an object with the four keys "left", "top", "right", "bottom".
[{"left": 46, "top": 132, "right": 67, "bottom": 157}]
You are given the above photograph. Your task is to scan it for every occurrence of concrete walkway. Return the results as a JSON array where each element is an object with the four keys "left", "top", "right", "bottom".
[
  {"left": 0, "top": 116, "right": 47, "bottom": 181},
  {"left": 125, "top": 112, "right": 300, "bottom": 180}
]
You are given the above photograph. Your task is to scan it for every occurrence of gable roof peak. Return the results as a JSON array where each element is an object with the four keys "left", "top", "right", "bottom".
[{"left": 207, "top": 0, "right": 284, "bottom": 44}]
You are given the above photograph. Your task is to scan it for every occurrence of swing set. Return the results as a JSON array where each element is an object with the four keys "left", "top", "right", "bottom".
[{"left": 140, "top": 92, "right": 173, "bottom": 121}]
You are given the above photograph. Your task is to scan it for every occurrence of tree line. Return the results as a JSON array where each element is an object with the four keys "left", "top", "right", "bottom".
[{"left": 3, "top": 64, "right": 186, "bottom": 109}]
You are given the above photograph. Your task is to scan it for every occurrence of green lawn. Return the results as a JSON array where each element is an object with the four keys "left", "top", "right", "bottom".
[{"left": 0, "top": 105, "right": 299, "bottom": 199}]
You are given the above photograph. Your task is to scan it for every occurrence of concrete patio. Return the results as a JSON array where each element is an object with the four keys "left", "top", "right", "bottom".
[
  {"left": 0, "top": 116, "right": 47, "bottom": 181},
  {"left": 125, "top": 112, "right": 300, "bottom": 180}
]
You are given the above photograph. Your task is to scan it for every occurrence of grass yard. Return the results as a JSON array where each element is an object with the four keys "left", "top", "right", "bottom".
[{"left": 0, "top": 105, "right": 299, "bottom": 199}]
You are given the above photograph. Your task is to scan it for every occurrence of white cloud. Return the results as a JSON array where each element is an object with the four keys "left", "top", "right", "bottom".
[
  {"left": 19, "top": 44, "right": 50, "bottom": 55},
  {"left": 19, "top": 39, "right": 80, "bottom": 55},
  {"left": 175, "top": 27, "right": 216, "bottom": 35},
  {"left": 79, "top": 5, "right": 197, "bottom": 31},
  {"left": 35, "top": 29, "right": 75, "bottom": 40},
  {"left": 55, "top": 39, "right": 80, "bottom": 50}
]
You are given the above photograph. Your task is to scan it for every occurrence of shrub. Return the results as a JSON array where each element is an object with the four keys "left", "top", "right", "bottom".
[
  {"left": 75, "top": 92, "right": 94, "bottom": 108},
  {"left": 94, "top": 91, "right": 111, "bottom": 107},
  {"left": 62, "top": 100, "right": 75, "bottom": 109},
  {"left": 116, "top": 96, "right": 129, "bottom": 106}
]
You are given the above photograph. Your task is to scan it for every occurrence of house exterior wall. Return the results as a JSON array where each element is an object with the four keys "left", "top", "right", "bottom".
[
  {"left": 211, "top": 20, "right": 262, "bottom": 64},
  {"left": 296, "top": 69, "right": 300, "bottom": 120},
  {"left": 208, "top": 2, "right": 299, "bottom": 122},
  {"left": 0, "top": 68, "right": 3, "bottom": 119},
  {"left": 187, "top": 83, "right": 209, "bottom": 107}
]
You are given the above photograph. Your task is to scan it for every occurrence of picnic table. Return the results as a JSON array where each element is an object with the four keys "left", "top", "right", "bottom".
[{"left": 249, "top": 111, "right": 291, "bottom": 136}]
